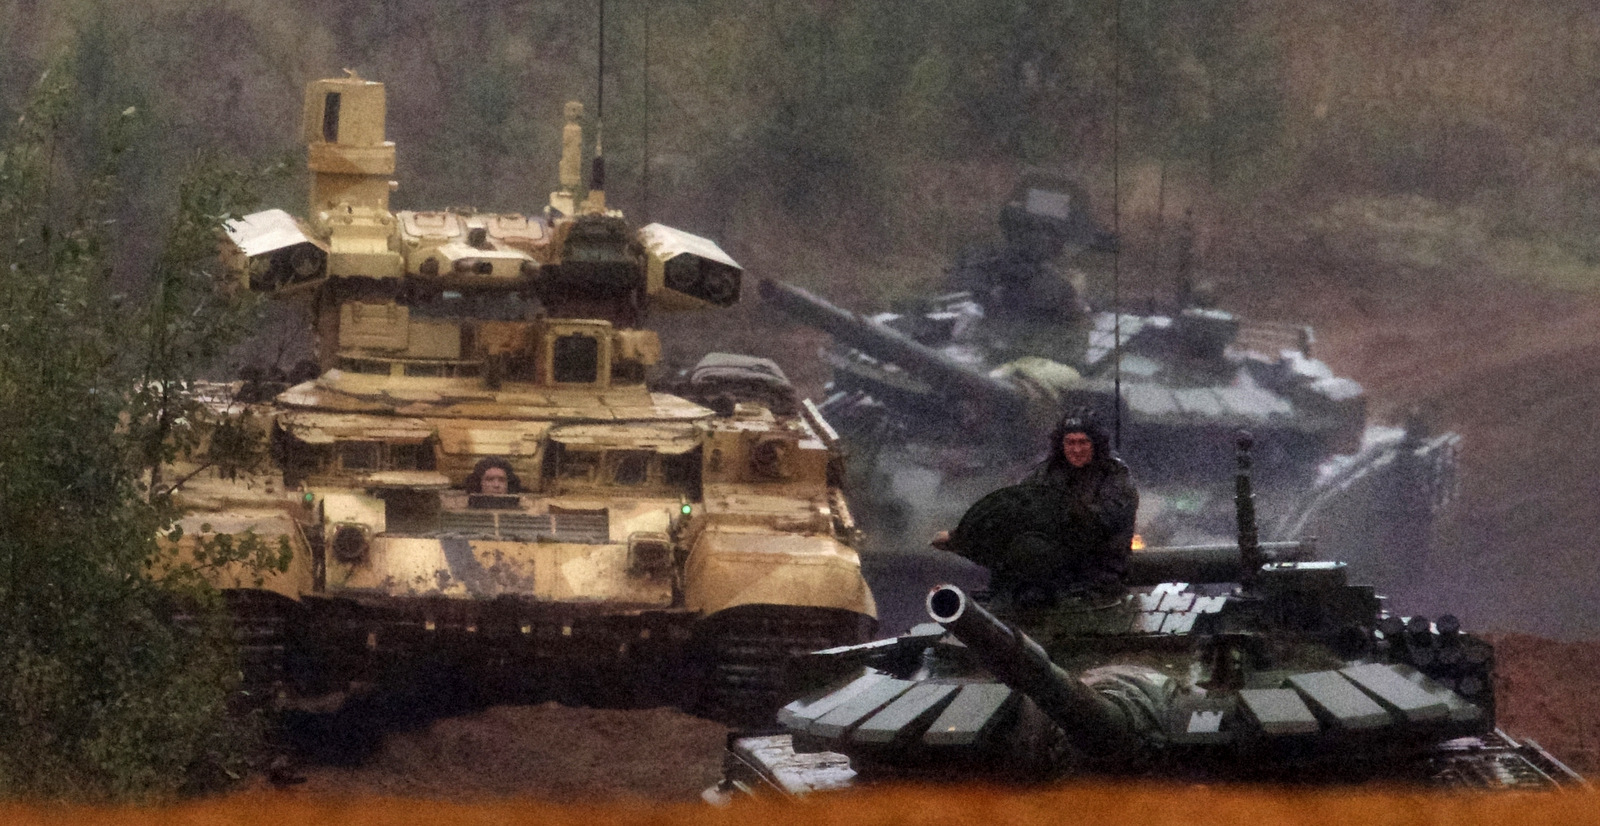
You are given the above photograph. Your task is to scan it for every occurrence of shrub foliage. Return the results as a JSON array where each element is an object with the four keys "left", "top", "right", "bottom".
[{"left": 0, "top": 67, "right": 283, "bottom": 801}]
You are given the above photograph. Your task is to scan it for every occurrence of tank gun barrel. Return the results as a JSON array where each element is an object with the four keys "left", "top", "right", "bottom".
[
  {"left": 1128, "top": 539, "right": 1314, "bottom": 585},
  {"left": 926, "top": 584, "right": 1139, "bottom": 755},
  {"left": 758, "top": 278, "right": 1026, "bottom": 418},
  {"left": 1235, "top": 431, "right": 1265, "bottom": 588}
]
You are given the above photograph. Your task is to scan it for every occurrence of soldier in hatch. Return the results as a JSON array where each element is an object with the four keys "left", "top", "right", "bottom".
[
  {"left": 465, "top": 456, "right": 524, "bottom": 495},
  {"left": 934, "top": 411, "right": 1138, "bottom": 606}
]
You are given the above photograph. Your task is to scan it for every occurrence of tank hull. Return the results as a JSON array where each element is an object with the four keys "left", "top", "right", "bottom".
[{"left": 709, "top": 573, "right": 1586, "bottom": 796}]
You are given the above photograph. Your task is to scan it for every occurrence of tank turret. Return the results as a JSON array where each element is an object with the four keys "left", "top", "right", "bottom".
[{"left": 229, "top": 78, "right": 740, "bottom": 331}]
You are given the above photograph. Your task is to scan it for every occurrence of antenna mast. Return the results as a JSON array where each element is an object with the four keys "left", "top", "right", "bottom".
[
  {"left": 589, "top": 0, "right": 607, "bottom": 202},
  {"left": 1111, "top": 0, "right": 1123, "bottom": 451},
  {"left": 642, "top": 0, "right": 652, "bottom": 224}
]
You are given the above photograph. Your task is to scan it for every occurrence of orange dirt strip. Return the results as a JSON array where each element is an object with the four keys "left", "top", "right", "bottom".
[{"left": 5, "top": 784, "right": 1598, "bottom": 826}]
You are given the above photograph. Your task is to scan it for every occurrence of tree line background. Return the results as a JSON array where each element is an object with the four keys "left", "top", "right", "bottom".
[{"left": 6, "top": 0, "right": 1600, "bottom": 304}]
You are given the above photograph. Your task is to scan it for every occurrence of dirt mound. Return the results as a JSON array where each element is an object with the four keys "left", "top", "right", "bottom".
[
  {"left": 1300, "top": 277, "right": 1600, "bottom": 639},
  {"left": 266, "top": 702, "right": 728, "bottom": 803},
  {"left": 1200, "top": 194, "right": 1600, "bottom": 641},
  {"left": 1493, "top": 635, "right": 1600, "bottom": 776}
]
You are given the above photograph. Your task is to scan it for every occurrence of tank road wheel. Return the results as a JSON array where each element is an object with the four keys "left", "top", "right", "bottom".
[{"left": 688, "top": 605, "right": 876, "bottom": 725}]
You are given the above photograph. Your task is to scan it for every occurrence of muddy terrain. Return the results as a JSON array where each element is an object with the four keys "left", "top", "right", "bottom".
[{"left": 1242, "top": 266, "right": 1600, "bottom": 641}]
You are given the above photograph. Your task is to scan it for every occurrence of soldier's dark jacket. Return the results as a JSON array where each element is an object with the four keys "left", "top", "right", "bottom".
[
  {"left": 949, "top": 414, "right": 1138, "bottom": 595},
  {"left": 1022, "top": 449, "right": 1138, "bottom": 589}
]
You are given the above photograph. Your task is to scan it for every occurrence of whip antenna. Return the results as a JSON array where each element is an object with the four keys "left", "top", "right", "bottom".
[
  {"left": 590, "top": 0, "right": 607, "bottom": 195},
  {"left": 1111, "top": 0, "right": 1123, "bottom": 451},
  {"left": 642, "top": 0, "right": 652, "bottom": 223}
]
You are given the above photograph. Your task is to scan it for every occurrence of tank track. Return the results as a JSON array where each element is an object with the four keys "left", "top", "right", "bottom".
[
  {"left": 716, "top": 727, "right": 1587, "bottom": 799},
  {"left": 167, "top": 590, "right": 294, "bottom": 710},
  {"left": 319, "top": 599, "right": 698, "bottom": 708},
  {"left": 695, "top": 606, "right": 875, "bottom": 725},
  {"left": 221, "top": 590, "right": 296, "bottom": 707},
  {"left": 1426, "top": 730, "right": 1589, "bottom": 790},
  {"left": 194, "top": 593, "right": 877, "bottom": 724}
]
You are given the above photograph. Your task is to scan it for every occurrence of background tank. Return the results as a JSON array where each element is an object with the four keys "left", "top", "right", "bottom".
[
  {"left": 709, "top": 436, "right": 1583, "bottom": 797},
  {"left": 762, "top": 191, "right": 1460, "bottom": 583},
  {"left": 944, "top": 175, "right": 1115, "bottom": 333},
  {"left": 173, "top": 74, "right": 875, "bottom": 723}
]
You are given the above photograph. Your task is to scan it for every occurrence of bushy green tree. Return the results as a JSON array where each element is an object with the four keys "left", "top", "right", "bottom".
[{"left": 0, "top": 66, "right": 285, "bottom": 801}]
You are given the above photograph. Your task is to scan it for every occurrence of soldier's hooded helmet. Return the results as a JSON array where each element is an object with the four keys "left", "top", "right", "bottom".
[{"left": 1045, "top": 408, "right": 1113, "bottom": 471}]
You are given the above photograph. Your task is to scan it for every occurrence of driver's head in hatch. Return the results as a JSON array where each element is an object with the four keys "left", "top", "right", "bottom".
[{"left": 466, "top": 455, "right": 523, "bottom": 495}]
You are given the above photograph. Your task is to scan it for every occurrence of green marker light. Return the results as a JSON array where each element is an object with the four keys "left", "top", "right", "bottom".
[
  {"left": 303, "top": 492, "right": 315, "bottom": 503},
  {"left": 680, "top": 504, "right": 692, "bottom": 515}
]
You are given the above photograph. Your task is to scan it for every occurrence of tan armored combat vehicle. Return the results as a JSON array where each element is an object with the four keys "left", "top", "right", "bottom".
[{"left": 179, "top": 74, "right": 875, "bottom": 720}]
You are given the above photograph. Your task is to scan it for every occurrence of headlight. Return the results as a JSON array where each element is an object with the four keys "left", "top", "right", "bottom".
[
  {"left": 628, "top": 532, "right": 674, "bottom": 576},
  {"left": 330, "top": 524, "right": 370, "bottom": 564}
]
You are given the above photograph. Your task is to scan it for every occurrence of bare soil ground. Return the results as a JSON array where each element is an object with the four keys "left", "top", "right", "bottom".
[
  {"left": 1237, "top": 269, "right": 1600, "bottom": 640},
  {"left": 1490, "top": 635, "right": 1600, "bottom": 777},
  {"left": 266, "top": 703, "right": 730, "bottom": 803}
]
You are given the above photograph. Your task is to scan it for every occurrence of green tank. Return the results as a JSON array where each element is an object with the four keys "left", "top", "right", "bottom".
[
  {"left": 707, "top": 434, "right": 1583, "bottom": 797},
  {"left": 173, "top": 74, "right": 874, "bottom": 722}
]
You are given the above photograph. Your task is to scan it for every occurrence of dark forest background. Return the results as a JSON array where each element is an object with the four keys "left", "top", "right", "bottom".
[{"left": 7, "top": 0, "right": 1599, "bottom": 300}]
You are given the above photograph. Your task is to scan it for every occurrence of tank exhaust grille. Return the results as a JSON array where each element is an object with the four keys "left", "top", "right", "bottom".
[{"left": 437, "top": 509, "right": 610, "bottom": 544}]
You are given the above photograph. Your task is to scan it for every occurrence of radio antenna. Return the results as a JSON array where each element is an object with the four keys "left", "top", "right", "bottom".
[
  {"left": 590, "top": 0, "right": 607, "bottom": 195},
  {"left": 642, "top": 0, "right": 652, "bottom": 224},
  {"left": 1111, "top": 0, "right": 1123, "bottom": 451}
]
